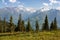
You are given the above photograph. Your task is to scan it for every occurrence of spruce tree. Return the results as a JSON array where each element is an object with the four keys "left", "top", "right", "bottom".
[
  {"left": 4, "top": 17, "right": 6, "bottom": 32},
  {"left": 0, "top": 17, "right": 4, "bottom": 33},
  {"left": 17, "top": 14, "right": 22, "bottom": 31},
  {"left": 0, "top": 17, "right": 2, "bottom": 32},
  {"left": 50, "top": 21, "right": 54, "bottom": 31},
  {"left": 21, "top": 20, "right": 25, "bottom": 32},
  {"left": 42, "top": 15, "right": 49, "bottom": 31},
  {"left": 35, "top": 19, "right": 39, "bottom": 32},
  {"left": 53, "top": 17, "right": 57, "bottom": 30},
  {"left": 9, "top": 16, "right": 14, "bottom": 32},
  {"left": 26, "top": 18, "right": 32, "bottom": 32}
]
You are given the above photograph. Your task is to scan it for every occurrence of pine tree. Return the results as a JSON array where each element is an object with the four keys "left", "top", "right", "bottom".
[
  {"left": 0, "top": 17, "right": 4, "bottom": 33},
  {"left": 21, "top": 20, "right": 25, "bottom": 32},
  {"left": 50, "top": 21, "right": 54, "bottom": 31},
  {"left": 17, "top": 14, "right": 22, "bottom": 31},
  {"left": 35, "top": 19, "right": 39, "bottom": 32},
  {"left": 26, "top": 18, "right": 32, "bottom": 32},
  {"left": 53, "top": 17, "right": 57, "bottom": 30},
  {"left": 4, "top": 17, "right": 6, "bottom": 32},
  {"left": 42, "top": 15, "right": 49, "bottom": 31},
  {"left": 9, "top": 16, "right": 14, "bottom": 32}
]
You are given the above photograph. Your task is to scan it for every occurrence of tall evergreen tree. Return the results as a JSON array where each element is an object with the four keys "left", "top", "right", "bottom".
[
  {"left": 35, "top": 19, "right": 39, "bottom": 32},
  {"left": 17, "top": 14, "right": 22, "bottom": 31},
  {"left": 9, "top": 16, "right": 14, "bottom": 32},
  {"left": 50, "top": 21, "right": 54, "bottom": 31},
  {"left": 42, "top": 15, "right": 49, "bottom": 31},
  {"left": 4, "top": 17, "right": 6, "bottom": 32},
  {"left": 53, "top": 17, "right": 57, "bottom": 30},
  {"left": 21, "top": 20, "right": 25, "bottom": 32},
  {"left": 0, "top": 17, "right": 4, "bottom": 33},
  {"left": 26, "top": 18, "right": 32, "bottom": 32},
  {"left": 0, "top": 17, "right": 3, "bottom": 33}
]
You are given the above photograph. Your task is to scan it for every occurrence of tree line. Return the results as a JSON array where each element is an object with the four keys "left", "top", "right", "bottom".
[{"left": 0, "top": 14, "right": 57, "bottom": 33}]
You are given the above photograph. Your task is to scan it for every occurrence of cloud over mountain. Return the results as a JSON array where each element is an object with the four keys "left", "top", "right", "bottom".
[{"left": 9, "top": 0, "right": 16, "bottom": 3}]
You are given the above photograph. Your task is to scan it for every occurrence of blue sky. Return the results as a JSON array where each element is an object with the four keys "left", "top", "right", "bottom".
[{"left": 0, "top": 0, "right": 60, "bottom": 10}]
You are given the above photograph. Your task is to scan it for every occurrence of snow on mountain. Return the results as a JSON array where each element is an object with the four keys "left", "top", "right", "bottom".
[
  {"left": 15, "top": 5, "right": 36, "bottom": 13},
  {"left": 27, "top": 9, "right": 60, "bottom": 29},
  {"left": 0, "top": 7, "right": 36, "bottom": 24},
  {"left": 0, "top": 7, "right": 60, "bottom": 28},
  {"left": 39, "top": 6, "right": 51, "bottom": 12}
]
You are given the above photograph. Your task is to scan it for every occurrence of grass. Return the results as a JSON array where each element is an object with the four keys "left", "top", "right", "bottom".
[{"left": 0, "top": 31, "right": 60, "bottom": 40}]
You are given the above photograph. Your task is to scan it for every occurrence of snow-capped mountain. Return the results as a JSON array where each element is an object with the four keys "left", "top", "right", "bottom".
[
  {"left": 28, "top": 9, "right": 60, "bottom": 29},
  {"left": 0, "top": 7, "right": 36, "bottom": 24},
  {"left": 0, "top": 7, "right": 60, "bottom": 28}
]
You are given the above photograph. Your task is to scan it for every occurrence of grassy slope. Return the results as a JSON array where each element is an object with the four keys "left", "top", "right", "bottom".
[{"left": 0, "top": 31, "right": 60, "bottom": 40}]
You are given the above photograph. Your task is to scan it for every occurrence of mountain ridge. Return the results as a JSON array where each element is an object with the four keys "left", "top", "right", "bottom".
[{"left": 0, "top": 7, "right": 60, "bottom": 27}]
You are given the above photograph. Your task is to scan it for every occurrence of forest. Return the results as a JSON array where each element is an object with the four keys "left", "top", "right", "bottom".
[{"left": 0, "top": 14, "right": 58, "bottom": 33}]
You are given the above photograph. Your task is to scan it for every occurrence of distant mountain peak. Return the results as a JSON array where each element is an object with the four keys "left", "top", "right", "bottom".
[
  {"left": 0, "top": 7, "right": 60, "bottom": 27},
  {"left": 40, "top": 7, "right": 50, "bottom": 12},
  {"left": 15, "top": 6, "right": 36, "bottom": 13}
]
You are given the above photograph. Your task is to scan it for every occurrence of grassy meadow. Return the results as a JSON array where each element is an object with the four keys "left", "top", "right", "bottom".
[{"left": 0, "top": 31, "right": 60, "bottom": 40}]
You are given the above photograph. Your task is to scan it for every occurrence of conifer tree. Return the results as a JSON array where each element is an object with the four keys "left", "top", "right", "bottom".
[
  {"left": 26, "top": 18, "right": 32, "bottom": 32},
  {"left": 35, "top": 19, "right": 39, "bottom": 32},
  {"left": 42, "top": 15, "right": 49, "bottom": 31},
  {"left": 21, "top": 20, "right": 25, "bottom": 32},
  {"left": 9, "top": 16, "right": 14, "bottom": 32},
  {"left": 53, "top": 17, "right": 57, "bottom": 30},
  {"left": 0, "top": 17, "right": 2, "bottom": 32},
  {"left": 50, "top": 21, "right": 54, "bottom": 31},
  {"left": 4, "top": 17, "right": 6, "bottom": 32},
  {"left": 0, "top": 17, "right": 4, "bottom": 33},
  {"left": 17, "top": 14, "right": 22, "bottom": 31}
]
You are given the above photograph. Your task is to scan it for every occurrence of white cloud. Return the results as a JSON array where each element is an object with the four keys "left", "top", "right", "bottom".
[
  {"left": 9, "top": 0, "right": 16, "bottom": 3},
  {"left": 49, "top": 0, "right": 60, "bottom": 9},
  {"left": 42, "top": 0, "right": 60, "bottom": 11},
  {"left": 43, "top": 3, "right": 49, "bottom": 6},
  {"left": 49, "top": 0, "right": 60, "bottom": 4},
  {"left": 49, "top": 0, "right": 57, "bottom": 3},
  {"left": 16, "top": 5, "right": 25, "bottom": 12},
  {"left": 16, "top": 4, "right": 36, "bottom": 13},
  {"left": 42, "top": 3, "right": 50, "bottom": 12}
]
